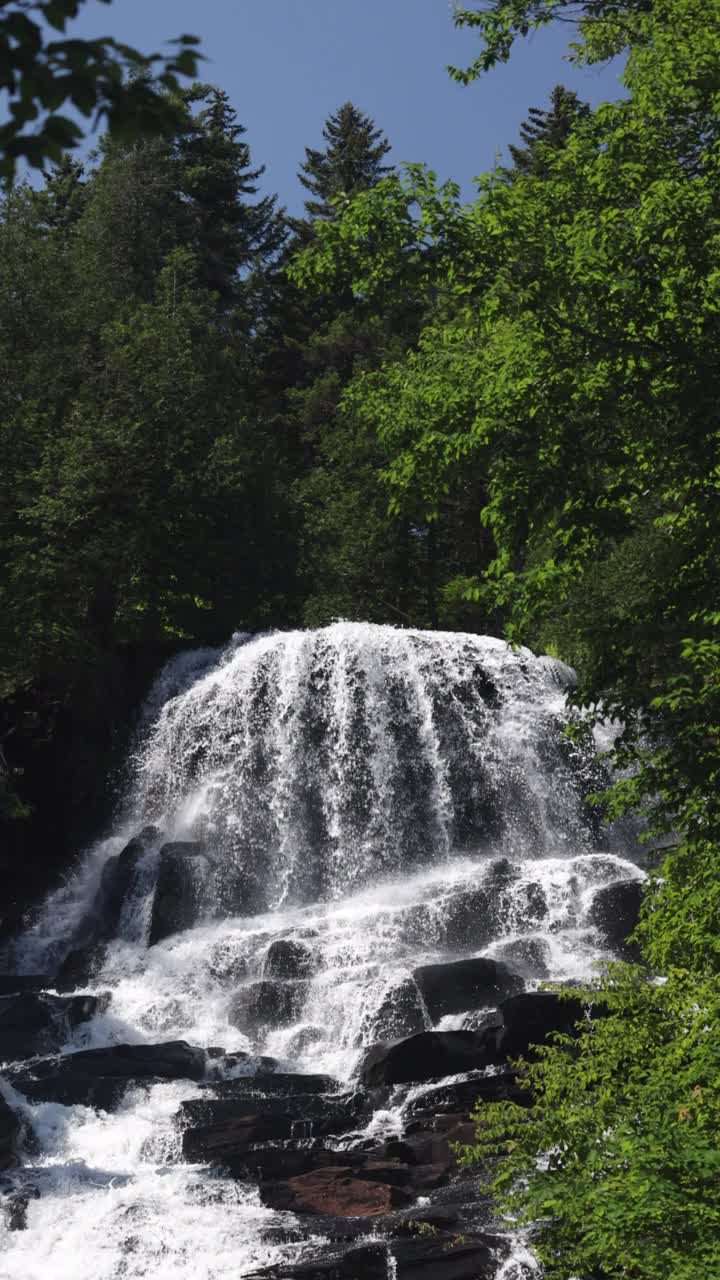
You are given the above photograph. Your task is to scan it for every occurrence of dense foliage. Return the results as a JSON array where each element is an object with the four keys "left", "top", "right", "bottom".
[{"left": 460, "top": 968, "right": 720, "bottom": 1280}]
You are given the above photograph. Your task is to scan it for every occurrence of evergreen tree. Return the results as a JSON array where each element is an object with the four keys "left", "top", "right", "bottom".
[
  {"left": 0, "top": 88, "right": 295, "bottom": 932},
  {"left": 177, "top": 85, "right": 285, "bottom": 307},
  {"left": 35, "top": 157, "right": 88, "bottom": 241},
  {"left": 508, "top": 84, "right": 590, "bottom": 177},
  {"left": 298, "top": 102, "right": 391, "bottom": 220}
]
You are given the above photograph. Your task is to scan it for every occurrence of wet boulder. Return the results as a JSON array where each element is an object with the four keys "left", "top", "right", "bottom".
[
  {"left": 412, "top": 957, "right": 523, "bottom": 1022},
  {"left": 180, "top": 1090, "right": 363, "bottom": 1164},
  {"left": 0, "top": 992, "right": 108, "bottom": 1062},
  {"left": 148, "top": 842, "right": 211, "bottom": 945},
  {"left": 247, "top": 1243, "right": 389, "bottom": 1280},
  {"left": 493, "top": 936, "right": 551, "bottom": 979},
  {"left": 55, "top": 943, "right": 107, "bottom": 992},
  {"left": 9, "top": 1039, "right": 207, "bottom": 1109},
  {"left": 180, "top": 1085, "right": 363, "bottom": 1167},
  {"left": 204, "top": 1049, "right": 279, "bottom": 1079},
  {"left": 0, "top": 976, "right": 52, "bottom": 996},
  {"left": 0, "top": 1094, "right": 20, "bottom": 1170},
  {"left": 263, "top": 937, "right": 316, "bottom": 980},
  {"left": 404, "top": 1070, "right": 531, "bottom": 1120},
  {"left": 231, "top": 1144, "right": 360, "bottom": 1183},
  {"left": 286, "top": 1025, "right": 327, "bottom": 1056},
  {"left": 214, "top": 861, "right": 269, "bottom": 918},
  {"left": 359, "top": 1030, "right": 491, "bottom": 1088},
  {"left": 366, "top": 977, "right": 427, "bottom": 1042},
  {"left": 2, "top": 1182, "right": 40, "bottom": 1231},
  {"left": 589, "top": 877, "right": 643, "bottom": 960},
  {"left": 381, "top": 1121, "right": 476, "bottom": 1179},
  {"left": 441, "top": 858, "right": 520, "bottom": 950},
  {"left": 207, "top": 942, "right": 248, "bottom": 984},
  {"left": 510, "top": 880, "right": 549, "bottom": 930},
  {"left": 478, "top": 990, "right": 589, "bottom": 1063},
  {"left": 96, "top": 828, "right": 159, "bottom": 934},
  {"left": 65, "top": 826, "right": 161, "bottom": 954},
  {"left": 228, "top": 979, "right": 308, "bottom": 1037},
  {"left": 390, "top": 1233, "right": 501, "bottom": 1280},
  {"left": 207, "top": 1072, "right": 338, "bottom": 1098}
]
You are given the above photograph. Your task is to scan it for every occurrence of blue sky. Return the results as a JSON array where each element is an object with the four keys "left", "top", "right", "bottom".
[{"left": 36, "top": 1, "right": 624, "bottom": 209}]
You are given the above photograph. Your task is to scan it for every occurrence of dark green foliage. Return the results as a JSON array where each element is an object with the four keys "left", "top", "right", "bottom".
[
  {"left": 298, "top": 101, "right": 391, "bottom": 220},
  {"left": 176, "top": 85, "right": 285, "bottom": 306},
  {"left": 0, "top": 88, "right": 293, "bottom": 930},
  {"left": 0, "top": 0, "right": 202, "bottom": 182},
  {"left": 508, "top": 83, "right": 589, "bottom": 176}
]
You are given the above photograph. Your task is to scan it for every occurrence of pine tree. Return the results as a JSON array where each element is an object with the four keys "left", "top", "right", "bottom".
[
  {"left": 509, "top": 84, "right": 590, "bottom": 178},
  {"left": 298, "top": 102, "right": 391, "bottom": 220},
  {"left": 177, "top": 86, "right": 284, "bottom": 306},
  {"left": 36, "top": 157, "right": 88, "bottom": 242}
]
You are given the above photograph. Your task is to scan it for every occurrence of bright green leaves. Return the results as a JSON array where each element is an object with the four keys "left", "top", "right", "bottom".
[
  {"left": 289, "top": 165, "right": 473, "bottom": 311},
  {"left": 460, "top": 970, "right": 720, "bottom": 1280}
]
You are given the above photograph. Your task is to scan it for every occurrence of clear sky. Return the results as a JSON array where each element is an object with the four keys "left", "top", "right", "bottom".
[{"left": 37, "top": 1, "right": 624, "bottom": 209}]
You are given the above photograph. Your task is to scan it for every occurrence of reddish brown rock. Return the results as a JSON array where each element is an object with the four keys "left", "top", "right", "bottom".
[{"left": 266, "top": 1166, "right": 412, "bottom": 1217}]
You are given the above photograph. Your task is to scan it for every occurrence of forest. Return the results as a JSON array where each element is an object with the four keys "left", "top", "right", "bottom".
[{"left": 1, "top": 1, "right": 719, "bottom": 1277}]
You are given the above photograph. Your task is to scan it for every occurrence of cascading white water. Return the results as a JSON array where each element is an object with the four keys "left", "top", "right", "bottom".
[{"left": 1, "top": 624, "right": 642, "bottom": 1280}]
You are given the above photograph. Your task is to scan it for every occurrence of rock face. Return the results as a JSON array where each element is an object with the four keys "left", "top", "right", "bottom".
[
  {"left": 493, "top": 936, "right": 551, "bottom": 978},
  {"left": 229, "top": 979, "right": 308, "bottom": 1036},
  {"left": 478, "top": 990, "right": 588, "bottom": 1063},
  {"left": 440, "top": 859, "right": 519, "bottom": 950},
  {"left": 391, "top": 1235, "right": 499, "bottom": 1280},
  {"left": 0, "top": 976, "right": 52, "bottom": 995},
  {"left": 437, "top": 858, "right": 548, "bottom": 953},
  {"left": 360, "top": 990, "right": 590, "bottom": 1087},
  {"left": 413, "top": 957, "right": 523, "bottom": 1022},
  {"left": 208, "top": 1072, "right": 335, "bottom": 1098},
  {"left": 180, "top": 1090, "right": 364, "bottom": 1164},
  {"left": 360, "top": 1030, "right": 490, "bottom": 1088},
  {"left": 264, "top": 1167, "right": 412, "bottom": 1217},
  {"left": 263, "top": 938, "right": 316, "bottom": 980},
  {"left": 247, "top": 1243, "right": 389, "bottom": 1280},
  {"left": 590, "top": 877, "right": 643, "bottom": 959},
  {"left": 148, "top": 842, "right": 211, "bottom": 945},
  {"left": 54, "top": 827, "right": 161, "bottom": 979},
  {"left": 9, "top": 1040, "right": 207, "bottom": 1109},
  {"left": 55, "top": 943, "right": 108, "bottom": 992},
  {"left": 0, "top": 1094, "right": 21, "bottom": 1170},
  {"left": 403, "top": 1071, "right": 531, "bottom": 1118},
  {"left": 0, "top": 992, "right": 108, "bottom": 1062},
  {"left": 366, "top": 978, "right": 427, "bottom": 1042},
  {"left": 91, "top": 827, "right": 160, "bottom": 943}
]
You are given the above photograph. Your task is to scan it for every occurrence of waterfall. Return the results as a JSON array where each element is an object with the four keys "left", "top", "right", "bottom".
[{"left": 1, "top": 624, "right": 642, "bottom": 1279}]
